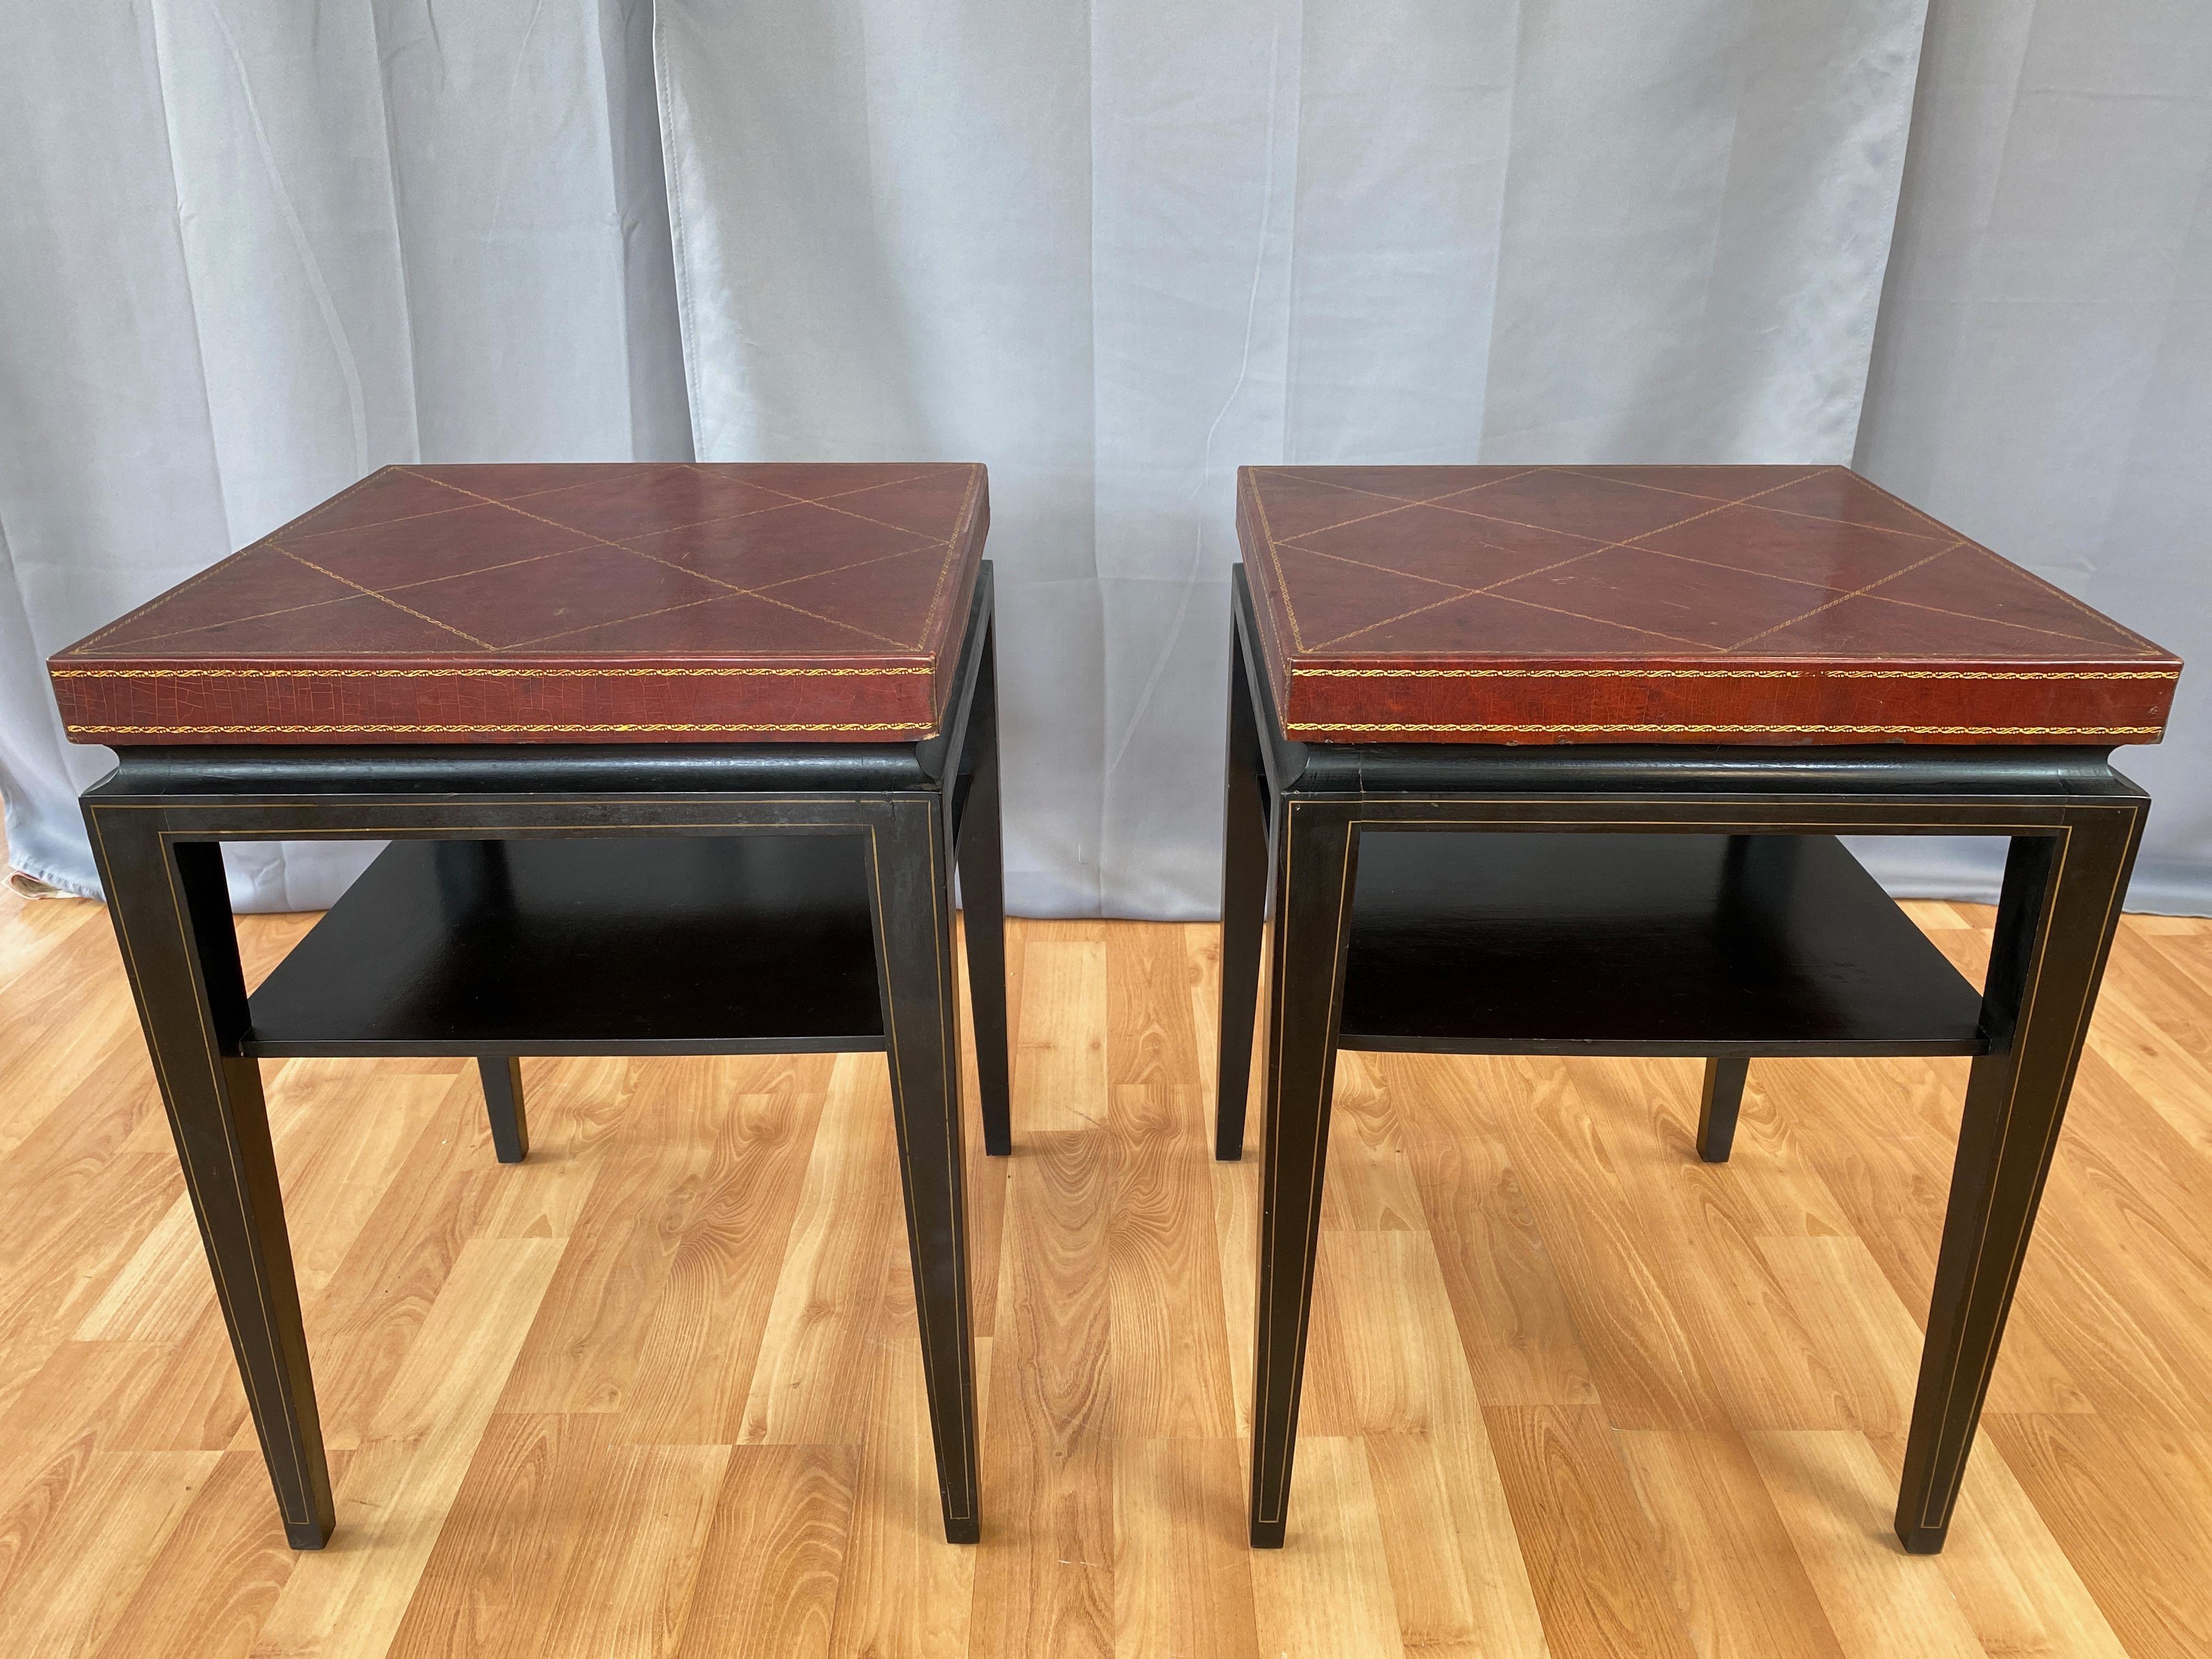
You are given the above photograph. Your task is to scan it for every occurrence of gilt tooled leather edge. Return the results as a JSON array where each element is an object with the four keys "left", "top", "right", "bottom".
[
  {"left": 49, "top": 662, "right": 947, "bottom": 745},
  {"left": 1269, "top": 655, "right": 2179, "bottom": 745},
  {"left": 1235, "top": 477, "right": 1303, "bottom": 732},
  {"left": 48, "top": 465, "right": 991, "bottom": 745},
  {"left": 1233, "top": 465, "right": 2182, "bottom": 746}
]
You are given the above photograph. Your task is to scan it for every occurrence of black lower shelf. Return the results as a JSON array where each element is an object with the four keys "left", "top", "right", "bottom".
[
  {"left": 245, "top": 834, "right": 884, "bottom": 1057},
  {"left": 1337, "top": 831, "right": 1989, "bottom": 1058}
]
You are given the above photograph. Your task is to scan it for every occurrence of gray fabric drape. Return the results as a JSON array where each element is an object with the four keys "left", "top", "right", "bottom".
[
  {"left": 3, "top": 0, "right": 2205, "bottom": 916},
  {"left": 0, "top": 0, "right": 687, "bottom": 905},
  {"left": 656, "top": 0, "right": 1932, "bottom": 916},
  {"left": 1849, "top": 0, "right": 2212, "bottom": 909}
]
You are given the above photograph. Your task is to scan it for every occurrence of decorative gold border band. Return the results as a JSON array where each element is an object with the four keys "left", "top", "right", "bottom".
[
  {"left": 67, "top": 720, "right": 933, "bottom": 737},
  {"left": 1291, "top": 667, "right": 2180, "bottom": 682},
  {"left": 1293, "top": 720, "right": 2165, "bottom": 737},
  {"left": 50, "top": 664, "right": 932, "bottom": 680}
]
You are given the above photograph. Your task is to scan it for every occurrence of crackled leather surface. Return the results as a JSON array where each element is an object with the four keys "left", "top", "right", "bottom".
[
  {"left": 50, "top": 462, "right": 988, "bottom": 744},
  {"left": 1238, "top": 465, "right": 2180, "bottom": 745}
]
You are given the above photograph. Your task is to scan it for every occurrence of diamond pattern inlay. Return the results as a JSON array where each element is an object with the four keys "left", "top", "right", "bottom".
[
  {"left": 50, "top": 462, "right": 989, "bottom": 744},
  {"left": 1239, "top": 464, "right": 2180, "bottom": 746}
]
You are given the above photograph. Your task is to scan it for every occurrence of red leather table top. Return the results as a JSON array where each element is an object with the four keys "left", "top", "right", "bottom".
[
  {"left": 1239, "top": 465, "right": 2179, "bottom": 746},
  {"left": 50, "top": 462, "right": 988, "bottom": 744}
]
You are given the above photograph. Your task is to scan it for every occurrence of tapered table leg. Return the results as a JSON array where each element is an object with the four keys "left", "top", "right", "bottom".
[
  {"left": 86, "top": 814, "right": 335, "bottom": 1549},
  {"left": 1896, "top": 811, "right": 2144, "bottom": 1552},
  {"left": 955, "top": 619, "right": 1013, "bottom": 1157},
  {"left": 451, "top": 851, "right": 532, "bottom": 1172},
  {"left": 874, "top": 797, "right": 983, "bottom": 1542},
  {"left": 477, "top": 1056, "right": 528, "bottom": 1164},
  {"left": 1250, "top": 800, "right": 1358, "bottom": 1548},
  {"left": 1697, "top": 1058, "right": 1748, "bottom": 1163},
  {"left": 1216, "top": 620, "right": 1272, "bottom": 1163}
]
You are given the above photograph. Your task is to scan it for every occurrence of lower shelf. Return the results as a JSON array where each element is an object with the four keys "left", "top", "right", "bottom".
[
  {"left": 246, "top": 834, "right": 885, "bottom": 1057},
  {"left": 1337, "top": 832, "right": 1989, "bottom": 1058}
]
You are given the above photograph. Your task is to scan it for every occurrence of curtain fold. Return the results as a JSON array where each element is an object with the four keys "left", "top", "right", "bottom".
[
  {"left": 6, "top": 0, "right": 2205, "bottom": 917},
  {"left": 1851, "top": 0, "right": 2212, "bottom": 909},
  {"left": 657, "top": 0, "right": 1933, "bottom": 917},
  {"left": 655, "top": 0, "right": 1106, "bottom": 914},
  {"left": 0, "top": 0, "right": 689, "bottom": 906}
]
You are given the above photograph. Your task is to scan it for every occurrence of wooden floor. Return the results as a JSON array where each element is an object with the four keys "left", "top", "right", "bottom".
[{"left": 4, "top": 875, "right": 2212, "bottom": 1657}]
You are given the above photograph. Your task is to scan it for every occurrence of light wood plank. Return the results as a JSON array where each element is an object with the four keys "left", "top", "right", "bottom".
[
  {"left": 1111, "top": 1437, "right": 1260, "bottom": 1659},
  {"left": 77, "top": 1067, "right": 452, "bottom": 1342},
  {"left": 497, "top": 1060, "right": 755, "bottom": 1422},
  {"left": 1395, "top": 1052, "right": 1601, "bottom": 1409},
  {"left": 1863, "top": 1429, "right": 2130, "bottom": 1659},
  {"left": 251, "top": 1238, "right": 563, "bottom": 1657},
  {"left": 1464, "top": 1057, "right": 1730, "bottom": 1431},
  {"left": 1107, "top": 1084, "right": 1237, "bottom": 1438},
  {"left": 1755, "top": 1234, "right": 1928, "bottom": 1435},
  {"left": 88, "top": 1448, "right": 345, "bottom": 1659},
  {"left": 304, "top": 1074, "right": 523, "bottom": 1449},
  {"left": 1986, "top": 1414, "right": 2212, "bottom": 1659},
  {"left": 1617, "top": 1429, "right": 1847, "bottom": 1659},
  {"left": 1290, "top": 1228, "right": 1548, "bottom": 1654},
  {"left": 0, "top": 1448, "right": 218, "bottom": 1656},
  {"left": 1744, "top": 1430, "right": 1988, "bottom": 1659},
  {"left": 1211, "top": 1148, "right": 1260, "bottom": 1443},
  {"left": 463, "top": 1054, "right": 632, "bottom": 1242},
  {"left": 1015, "top": 939, "right": 1108, "bottom": 1133},
  {"left": 1248, "top": 1436, "right": 1406, "bottom": 1658},
  {"left": 1106, "top": 913, "right": 1205, "bottom": 1092},
  {"left": 614, "top": 1070, "right": 828, "bottom": 1443},
  {"left": 738, "top": 1054, "right": 901, "bottom": 1446},
  {"left": 1321, "top": 1051, "right": 1429, "bottom": 1233},
  {"left": 4, "top": 905, "right": 2212, "bottom": 1656},
  {"left": 673, "top": 1444, "right": 855, "bottom": 1659},
  {"left": 1576, "top": 1059, "right": 1860, "bottom": 1434},
  {"left": 1486, "top": 1403, "right": 1700, "bottom": 1658},
  {"left": 967, "top": 1129, "right": 1113, "bottom": 1659},
  {"left": 0, "top": 1058, "right": 189, "bottom": 1420},
  {"left": 530, "top": 1441, "right": 731, "bottom": 1659},
  {"left": 383, "top": 1412, "right": 606, "bottom": 1659},
  {"left": 826, "top": 1336, "right": 975, "bottom": 1659}
]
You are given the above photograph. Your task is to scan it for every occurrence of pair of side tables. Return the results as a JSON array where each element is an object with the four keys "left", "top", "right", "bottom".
[{"left": 48, "top": 461, "right": 2180, "bottom": 1560}]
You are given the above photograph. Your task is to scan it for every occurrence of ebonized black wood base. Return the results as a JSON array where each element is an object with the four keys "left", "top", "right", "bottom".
[
  {"left": 1215, "top": 567, "right": 2148, "bottom": 1558},
  {"left": 249, "top": 835, "right": 885, "bottom": 1057},
  {"left": 477, "top": 1057, "right": 529, "bottom": 1164},
  {"left": 1339, "top": 830, "right": 1985, "bottom": 1057},
  {"left": 1697, "top": 1057, "right": 1748, "bottom": 1164},
  {"left": 86, "top": 571, "right": 1013, "bottom": 1549}
]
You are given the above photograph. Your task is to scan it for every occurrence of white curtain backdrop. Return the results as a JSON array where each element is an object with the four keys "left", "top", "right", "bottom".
[
  {"left": 3, "top": 0, "right": 2206, "bottom": 918},
  {"left": 1850, "top": 0, "right": 2212, "bottom": 909},
  {"left": 656, "top": 0, "right": 1931, "bottom": 916},
  {"left": 0, "top": 0, "right": 687, "bottom": 907}
]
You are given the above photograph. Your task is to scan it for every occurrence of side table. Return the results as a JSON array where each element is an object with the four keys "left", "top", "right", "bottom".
[
  {"left": 1216, "top": 464, "right": 2181, "bottom": 1553},
  {"left": 49, "top": 461, "right": 1009, "bottom": 1546}
]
